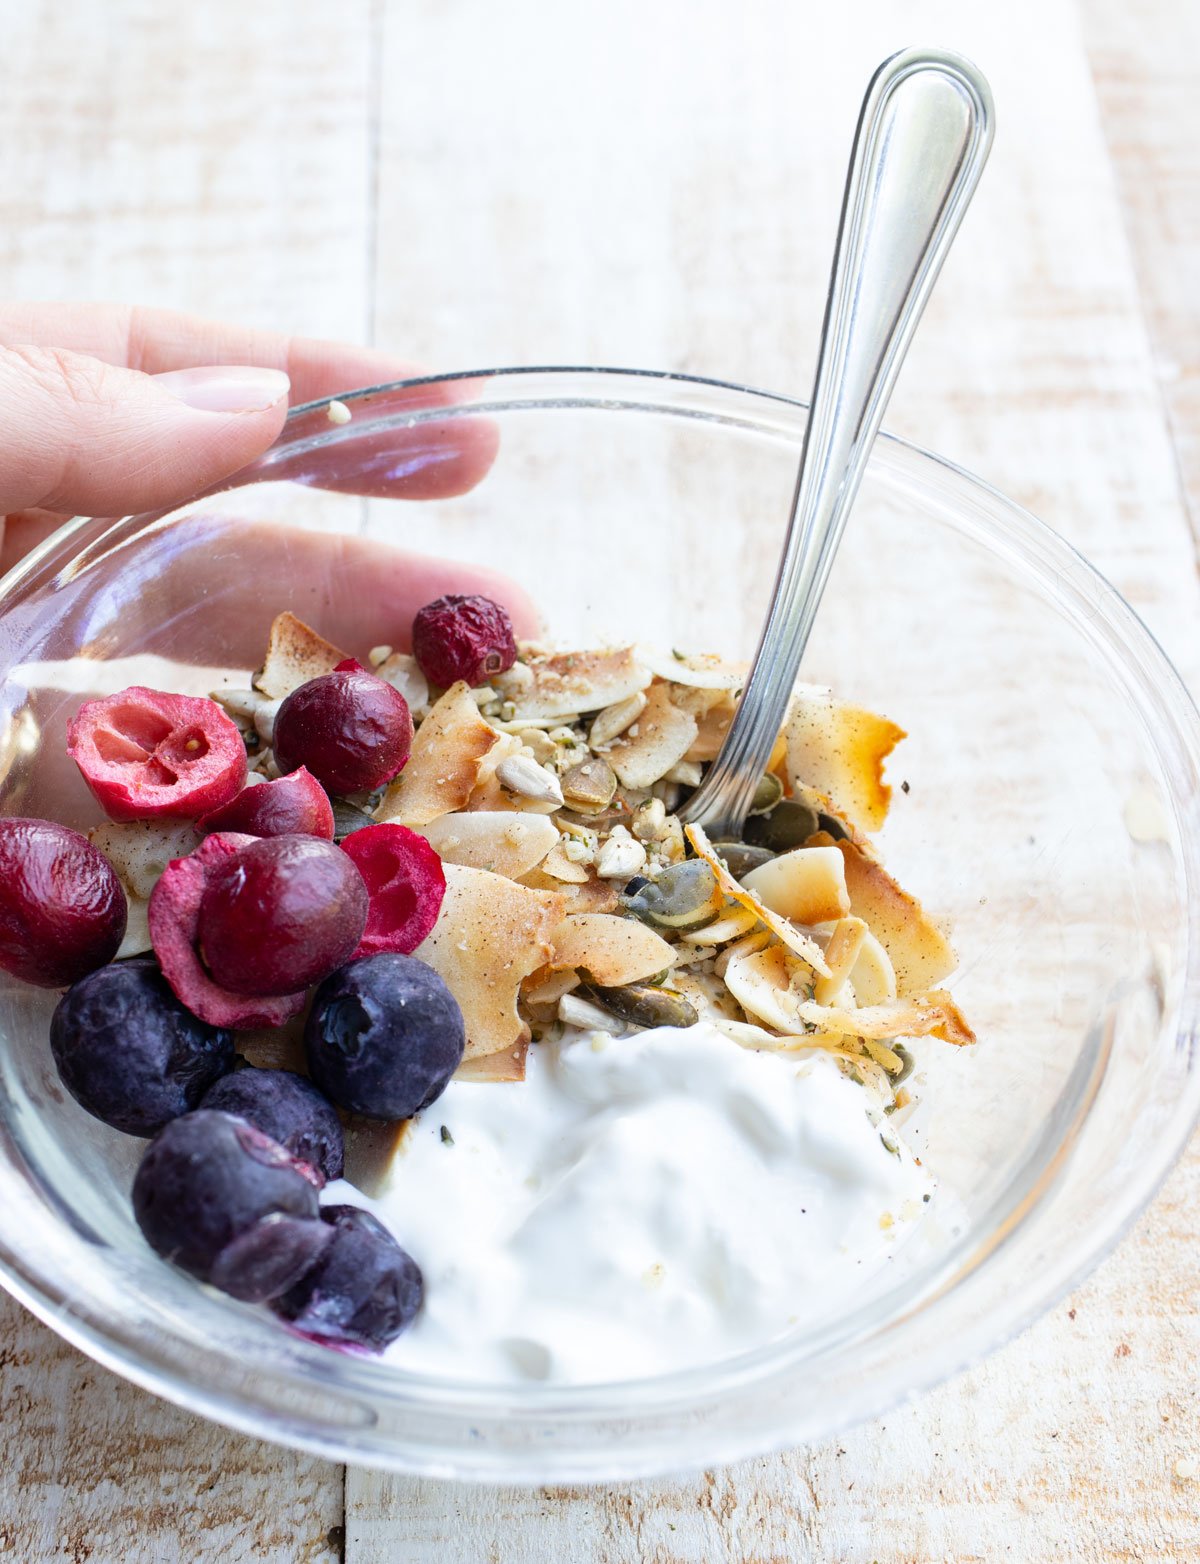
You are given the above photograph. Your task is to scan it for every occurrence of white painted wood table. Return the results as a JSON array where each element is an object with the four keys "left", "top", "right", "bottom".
[{"left": 2, "top": 1, "right": 1197, "bottom": 1558}]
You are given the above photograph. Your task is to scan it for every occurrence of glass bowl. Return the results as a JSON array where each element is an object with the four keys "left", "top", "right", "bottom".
[{"left": 0, "top": 368, "right": 1196, "bottom": 1482}]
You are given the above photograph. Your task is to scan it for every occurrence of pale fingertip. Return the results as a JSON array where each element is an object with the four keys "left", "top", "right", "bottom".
[{"left": 153, "top": 365, "right": 291, "bottom": 414}]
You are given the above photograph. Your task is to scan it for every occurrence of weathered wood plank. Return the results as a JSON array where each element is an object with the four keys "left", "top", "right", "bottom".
[
  {"left": 351, "top": 0, "right": 1200, "bottom": 1558},
  {"left": 0, "top": 0, "right": 378, "bottom": 1554}
]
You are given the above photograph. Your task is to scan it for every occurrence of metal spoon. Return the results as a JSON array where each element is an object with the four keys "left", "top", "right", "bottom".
[{"left": 679, "top": 47, "right": 994, "bottom": 839}]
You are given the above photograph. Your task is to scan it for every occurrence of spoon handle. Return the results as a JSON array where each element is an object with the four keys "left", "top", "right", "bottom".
[{"left": 679, "top": 47, "right": 994, "bottom": 838}]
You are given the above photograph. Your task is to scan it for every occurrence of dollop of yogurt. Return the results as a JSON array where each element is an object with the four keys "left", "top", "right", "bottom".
[{"left": 343, "top": 1022, "right": 930, "bottom": 1385}]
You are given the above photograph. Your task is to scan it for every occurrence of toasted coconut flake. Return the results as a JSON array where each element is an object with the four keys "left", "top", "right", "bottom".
[
  {"left": 415, "top": 865, "right": 565, "bottom": 1059},
  {"left": 683, "top": 695, "right": 736, "bottom": 762},
  {"left": 813, "top": 916, "right": 869, "bottom": 1005},
  {"left": 375, "top": 651, "right": 430, "bottom": 714},
  {"left": 679, "top": 902, "right": 761, "bottom": 946},
  {"left": 636, "top": 648, "right": 749, "bottom": 689},
  {"left": 376, "top": 681, "right": 498, "bottom": 827},
  {"left": 418, "top": 811, "right": 558, "bottom": 879},
  {"left": 547, "top": 913, "right": 674, "bottom": 987},
  {"left": 813, "top": 832, "right": 956, "bottom": 994},
  {"left": 522, "top": 966, "right": 581, "bottom": 1008},
  {"left": 253, "top": 612, "right": 347, "bottom": 699},
  {"left": 535, "top": 841, "right": 591, "bottom": 883},
  {"left": 685, "top": 824, "right": 830, "bottom": 976},
  {"left": 507, "top": 647, "right": 650, "bottom": 722},
  {"left": 609, "top": 684, "right": 699, "bottom": 789},
  {"left": 90, "top": 821, "right": 201, "bottom": 900},
  {"left": 455, "top": 1043, "right": 528, "bottom": 1083},
  {"left": 849, "top": 927, "right": 897, "bottom": 1005},
  {"left": 464, "top": 731, "right": 526, "bottom": 811},
  {"left": 724, "top": 944, "right": 814, "bottom": 1032},
  {"left": 786, "top": 692, "right": 905, "bottom": 833},
  {"left": 740, "top": 845, "right": 850, "bottom": 927},
  {"left": 795, "top": 989, "right": 975, "bottom": 1046},
  {"left": 522, "top": 870, "right": 621, "bottom": 913},
  {"left": 118, "top": 895, "right": 152, "bottom": 959}
]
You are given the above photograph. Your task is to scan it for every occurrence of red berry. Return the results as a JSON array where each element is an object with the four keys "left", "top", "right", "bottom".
[
  {"left": 149, "top": 834, "right": 309, "bottom": 1030},
  {"left": 340, "top": 823, "right": 446, "bottom": 957},
  {"left": 68, "top": 687, "right": 247, "bottom": 822},
  {"left": 197, "top": 768, "right": 334, "bottom": 839},
  {"left": 273, "top": 670, "right": 413, "bottom": 796},
  {"left": 411, "top": 594, "right": 517, "bottom": 688},
  {"left": 198, "top": 835, "right": 368, "bottom": 997},
  {"left": 0, "top": 819, "right": 127, "bottom": 987}
]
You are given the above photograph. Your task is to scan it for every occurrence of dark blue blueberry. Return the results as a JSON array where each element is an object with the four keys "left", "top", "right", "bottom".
[
  {"left": 273, "top": 1202, "right": 423, "bottom": 1348},
  {"left": 51, "top": 958, "right": 235, "bottom": 1137},
  {"left": 132, "top": 1109, "right": 320, "bottom": 1281},
  {"left": 305, "top": 953, "right": 464, "bottom": 1120},
  {"left": 209, "top": 1213, "right": 335, "bottom": 1303},
  {"left": 200, "top": 1067, "right": 344, "bottom": 1183}
]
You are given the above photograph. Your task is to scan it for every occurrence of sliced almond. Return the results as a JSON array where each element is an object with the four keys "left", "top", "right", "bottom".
[
  {"left": 535, "top": 841, "right": 591, "bottom": 883},
  {"left": 683, "top": 695, "right": 736, "bottom": 762},
  {"left": 608, "top": 684, "right": 698, "bottom": 789},
  {"left": 786, "top": 692, "right": 905, "bottom": 833},
  {"left": 678, "top": 902, "right": 761, "bottom": 946},
  {"left": 253, "top": 611, "right": 348, "bottom": 699},
  {"left": 740, "top": 845, "right": 851, "bottom": 927},
  {"left": 414, "top": 864, "right": 565, "bottom": 1059},
  {"left": 685, "top": 823, "right": 830, "bottom": 977},
  {"left": 588, "top": 690, "right": 647, "bottom": 748},
  {"left": 635, "top": 648, "right": 749, "bottom": 689},
  {"left": 522, "top": 871, "right": 621, "bottom": 914},
  {"left": 376, "top": 681, "right": 498, "bottom": 827},
  {"left": 813, "top": 832, "right": 956, "bottom": 995},
  {"left": 813, "top": 916, "right": 868, "bottom": 1005},
  {"left": 546, "top": 913, "right": 674, "bottom": 986},
  {"left": 507, "top": 647, "right": 650, "bottom": 722},
  {"left": 724, "top": 943, "right": 814, "bottom": 1033},
  {"left": 418, "top": 811, "right": 558, "bottom": 879},
  {"left": 90, "top": 821, "right": 201, "bottom": 900},
  {"left": 375, "top": 651, "right": 430, "bottom": 714},
  {"left": 795, "top": 989, "right": 975, "bottom": 1047},
  {"left": 849, "top": 927, "right": 897, "bottom": 1005},
  {"left": 522, "top": 966, "right": 582, "bottom": 1008}
]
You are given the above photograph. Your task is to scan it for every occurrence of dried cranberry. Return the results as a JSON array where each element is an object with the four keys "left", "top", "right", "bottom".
[
  {"left": 273, "top": 670, "right": 413, "bottom": 796},
  {"left": 0, "top": 818, "right": 127, "bottom": 987},
  {"left": 197, "top": 768, "right": 334, "bottom": 839},
  {"left": 67, "top": 687, "right": 247, "bottom": 822},
  {"left": 148, "top": 833, "right": 309, "bottom": 1030},
  {"left": 340, "top": 824, "right": 445, "bottom": 957},
  {"left": 198, "top": 835, "right": 368, "bottom": 997},
  {"left": 411, "top": 594, "right": 517, "bottom": 688}
]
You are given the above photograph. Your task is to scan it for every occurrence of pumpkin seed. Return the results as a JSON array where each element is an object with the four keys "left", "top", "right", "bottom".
[
  {"left": 743, "top": 798, "right": 820, "bottom": 851},
  {"left": 713, "top": 841, "right": 776, "bottom": 878},
  {"left": 622, "top": 858, "right": 724, "bottom": 929},
  {"left": 561, "top": 756, "right": 617, "bottom": 811},
  {"left": 578, "top": 982, "right": 699, "bottom": 1030},
  {"left": 748, "top": 772, "right": 784, "bottom": 816},
  {"left": 331, "top": 799, "right": 377, "bottom": 841}
]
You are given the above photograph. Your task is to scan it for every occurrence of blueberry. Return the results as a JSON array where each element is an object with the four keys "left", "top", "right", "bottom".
[
  {"left": 209, "top": 1213, "right": 335, "bottom": 1303},
  {"left": 200, "top": 1067, "right": 344, "bottom": 1183},
  {"left": 132, "top": 1109, "right": 320, "bottom": 1281},
  {"left": 273, "top": 1202, "right": 423, "bottom": 1348},
  {"left": 51, "top": 959, "right": 235, "bottom": 1136},
  {"left": 305, "top": 953, "right": 465, "bottom": 1120}
]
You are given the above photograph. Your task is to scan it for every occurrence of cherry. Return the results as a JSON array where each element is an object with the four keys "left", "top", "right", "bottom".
[
  {"left": 67, "top": 686, "right": 247, "bottom": 822},
  {"left": 411, "top": 594, "right": 517, "bottom": 688},
  {"left": 197, "top": 835, "right": 368, "bottom": 997},
  {"left": 0, "top": 818, "right": 127, "bottom": 987},
  {"left": 273, "top": 669, "right": 412, "bottom": 796},
  {"left": 340, "top": 823, "right": 445, "bottom": 957},
  {"left": 197, "top": 767, "right": 334, "bottom": 839}
]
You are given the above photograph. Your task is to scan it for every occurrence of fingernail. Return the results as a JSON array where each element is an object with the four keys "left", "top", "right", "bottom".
[{"left": 153, "top": 365, "right": 290, "bottom": 413}]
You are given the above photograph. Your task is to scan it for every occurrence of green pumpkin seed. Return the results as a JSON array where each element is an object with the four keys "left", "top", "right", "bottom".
[
  {"left": 712, "top": 841, "right": 776, "bottom": 878},
  {"left": 579, "top": 982, "right": 699, "bottom": 1029},
  {"left": 622, "top": 859, "right": 724, "bottom": 929},
  {"left": 561, "top": 756, "right": 618, "bottom": 811},
  {"left": 743, "top": 798, "right": 820, "bottom": 852},
  {"left": 748, "top": 772, "right": 784, "bottom": 816},
  {"left": 331, "top": 799, "right": 377, "bottom": 841}
]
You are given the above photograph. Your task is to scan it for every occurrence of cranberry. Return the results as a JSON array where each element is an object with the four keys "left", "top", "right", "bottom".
[
  {"left": 67, "top": 687, "right": 247, "bottom": 822},
  {"left": 0, "top": 818, "right": 127, "bottom": 987},
  {"left": 340, "top": 824, "right": 445, "bottom": 957},
  {"left": 411, "top": 594, "right": 517, "bottom": 688},
  {"left": 198, "top": 835, "right": 368, "bottom": 997},
  {"left": 273, "top": 670, "right": 413, "bottom": 796},
  {"left": 197, "top": 768, "right": 334, "bottom": 839},
  {"left": 149, "top": 833, "right": 310, "bottom": 1030}
]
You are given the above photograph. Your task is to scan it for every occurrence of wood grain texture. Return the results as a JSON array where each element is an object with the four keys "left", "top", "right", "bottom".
[
  {"left": 352, "top": 0, "right": 1200, "bottom": 1558},
  {"left": 0, "top": 0, "right": 1197, "bottom": 1559}
]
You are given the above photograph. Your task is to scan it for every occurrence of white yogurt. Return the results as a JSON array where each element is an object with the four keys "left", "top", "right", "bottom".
[{"left": 335, "top": 1023, "right": 931, "bottom": 1385}]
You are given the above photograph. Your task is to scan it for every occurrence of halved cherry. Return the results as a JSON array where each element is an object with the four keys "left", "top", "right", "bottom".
[
  {"left": 67, "top": 687, "right": 247, "bottom": 823},
  {"left": 148, "top": 833, "right": 309, "bottom": 1030},
  {"left": 197, "top": 768, "right": 334, "bottom": 839},
  {"left": 340, "top": 823, "right": 446, "bottom": 958}
]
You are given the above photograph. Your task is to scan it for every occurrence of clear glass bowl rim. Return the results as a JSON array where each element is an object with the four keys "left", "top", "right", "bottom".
[{"left": 0, "top": 365, "right": 1197, "bottom": 1481}]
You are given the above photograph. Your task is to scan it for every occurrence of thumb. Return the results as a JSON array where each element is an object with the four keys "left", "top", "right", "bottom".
[{"left": 0, "top": 346, "right": 290, "bottom": 517}]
